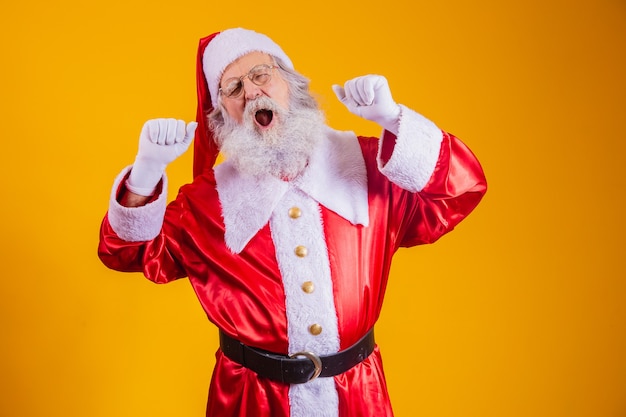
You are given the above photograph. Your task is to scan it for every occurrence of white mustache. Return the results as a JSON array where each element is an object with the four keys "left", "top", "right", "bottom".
[{"left": 244, "top": 96, "right": 280, "bottom": 117}]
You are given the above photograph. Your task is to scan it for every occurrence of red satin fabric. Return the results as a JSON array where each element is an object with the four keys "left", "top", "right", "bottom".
[
  {"left": 207, "top": 351, "right": 290, "bottom": 417},
  {"left": 98, "top": 133, "right": 487, "bottom": 416},
  {"left": 336, "top": 347, "right": 393, "bottom": 417}
]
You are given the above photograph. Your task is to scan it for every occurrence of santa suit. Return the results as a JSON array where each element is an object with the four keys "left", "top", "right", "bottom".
[{"left": 98, "top": 102, "right": 487, "bottom": 417}]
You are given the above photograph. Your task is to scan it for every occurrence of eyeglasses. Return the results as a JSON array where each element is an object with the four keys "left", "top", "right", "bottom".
[{"left": 219, "top": 64, "right": 278, "bottom": 99}]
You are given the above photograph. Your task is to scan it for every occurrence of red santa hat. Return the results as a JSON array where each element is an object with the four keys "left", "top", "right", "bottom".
[{"left": 193, "top": 28, "right": 293, "bottom": 177}]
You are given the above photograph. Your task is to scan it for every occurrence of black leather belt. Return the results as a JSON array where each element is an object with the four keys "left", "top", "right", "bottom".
[{"left": 219, "top": 328, "right": 375, "bottom": 384}]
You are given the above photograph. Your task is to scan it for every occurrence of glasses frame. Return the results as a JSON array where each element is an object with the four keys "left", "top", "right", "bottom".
[{"left": 219, "top": 63, "right": 278, "bottom": 99}]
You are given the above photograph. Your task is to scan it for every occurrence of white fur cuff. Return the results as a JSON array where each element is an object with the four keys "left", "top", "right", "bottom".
[
  {"left": 378, "top": 105, "right": 443, "bottom": 192},
  {"left": 107, "top": 166, "right": 168, "bottom": 242}
]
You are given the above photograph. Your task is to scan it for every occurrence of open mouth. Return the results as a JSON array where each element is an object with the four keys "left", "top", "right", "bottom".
[{"left": 255, "top": 109, "right": 274, "bottom": 128}]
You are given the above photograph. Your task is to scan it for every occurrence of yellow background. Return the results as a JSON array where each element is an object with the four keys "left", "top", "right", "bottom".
[{"left": 1, "top": 0, "right": 625, "bottom": 416}]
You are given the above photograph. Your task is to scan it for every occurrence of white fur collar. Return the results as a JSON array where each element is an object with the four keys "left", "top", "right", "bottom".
[{"left": 215, "top": 127, "right": 369, "bottom": 253}]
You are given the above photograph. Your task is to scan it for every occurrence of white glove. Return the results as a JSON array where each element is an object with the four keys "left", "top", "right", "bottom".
[
  {"left": 126, "top": 118, "right": 197, "bottom": 196},
  {"left": 332, "top": 75, "right": 401, "bottom": 135}
]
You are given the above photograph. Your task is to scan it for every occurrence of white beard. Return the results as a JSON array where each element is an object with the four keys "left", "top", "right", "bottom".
[{"left": 215, "top": 96, "right": 325, "bottom": 180}]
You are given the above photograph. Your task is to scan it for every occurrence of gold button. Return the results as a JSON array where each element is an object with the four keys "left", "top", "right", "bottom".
[
  {"left": 295, "top": 245, "right": 308, "bottom": 257},
  {"left": 301, "top": 281, "right": 315, "bottom": 294},
  {"left": 309, "top": 324, "right": 322, "bottom": 335},
  {"left": 288, "top": 207, "right": 302, "bottom": 219}
]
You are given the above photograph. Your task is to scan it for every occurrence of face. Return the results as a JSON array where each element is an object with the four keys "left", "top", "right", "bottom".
[{"left": 219, "top": 51, "right": 290, "bottom": 126}]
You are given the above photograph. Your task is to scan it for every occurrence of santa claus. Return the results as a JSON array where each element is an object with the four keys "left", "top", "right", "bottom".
[{"left": 98, "top": 28, "right": 487, "bottom": 417}]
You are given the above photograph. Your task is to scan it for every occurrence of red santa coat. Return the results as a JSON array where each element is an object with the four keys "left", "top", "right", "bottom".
[{"left": 99, "top": 107, "right": 487, "bottom": 417}]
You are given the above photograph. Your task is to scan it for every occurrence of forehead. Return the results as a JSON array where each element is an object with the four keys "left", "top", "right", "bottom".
[{"left": 221, "top": 51, "right": 274, "bottom": 81}]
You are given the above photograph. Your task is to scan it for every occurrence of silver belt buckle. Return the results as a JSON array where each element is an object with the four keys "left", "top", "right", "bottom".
[{"left": 288, "top": 351, "right": 322, "bottom": 382}]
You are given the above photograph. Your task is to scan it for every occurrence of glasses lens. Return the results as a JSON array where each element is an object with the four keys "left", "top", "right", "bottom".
[
  {"left": 249, "top": 65, "right": 273, "bottom": 86},
  {"left": 220, "top": 65, "right": 274, "bottom": 98},
  {"left": 222, "top": 78, "right": 243, "bottom": 98}
]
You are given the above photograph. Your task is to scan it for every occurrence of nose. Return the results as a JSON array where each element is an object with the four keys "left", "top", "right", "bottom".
[{"left": 243, "top": 78, "right": 263, "bottom": 100}]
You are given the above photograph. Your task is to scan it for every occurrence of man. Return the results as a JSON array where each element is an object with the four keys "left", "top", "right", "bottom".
[{"left": 98, "top": 28, "right": 487, "bottom": 417}]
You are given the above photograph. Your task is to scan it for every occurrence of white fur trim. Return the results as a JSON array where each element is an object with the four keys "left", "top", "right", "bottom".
[
  {"left": 293, "top": 127, "right": 369, "bottom": 227},
  {"left": 215, "top": 163, "right": 289, "bottom": 253},
  {"left": 378, "top": 105, "right": 443, "bottom": 192},
  {"left": 289, "top": 379, "right": 339, "bottom": 417},
  {"left": 107, "top": 166, "right": 167, "bottom": 242},
  {"left": 269, "top": 186, "right": 340, "bottom": 417},
  {"left": 203, "top": 28, "right": 293, "bottom": 107},
  {"left": 215, "top": 128, "right": 369, "bottom": 254}
]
